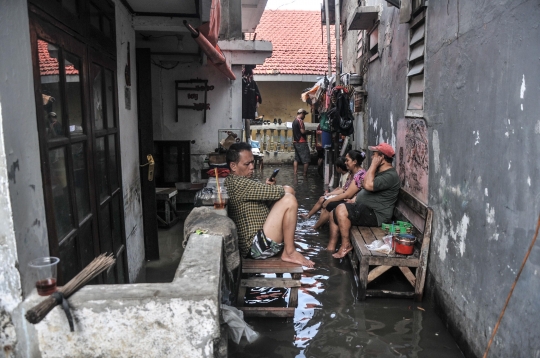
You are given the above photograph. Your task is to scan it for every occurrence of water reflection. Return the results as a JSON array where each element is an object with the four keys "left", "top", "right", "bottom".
[{"left": 231, "top": 166, "right": 463, "bottom": 358}]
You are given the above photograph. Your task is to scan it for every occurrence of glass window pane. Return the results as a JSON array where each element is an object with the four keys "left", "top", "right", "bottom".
[
  {"left": 72, "top": 142, "right": 90, "bottom": 220},
  {"left": 64, "top": 52, "right": 84, "bottom": 135},
  {"left": 103, "top": 16, "right": 112, "bottom": 38},
  {"left": 164, "top": 146, "right": 179, "bottom": 183},
  {"left": 90, "top": 3, "right": 100, "bottom": 30},
  {"left": 61, "top": 0, "right": 79, "bottom": 15},
  {"left": 99, "top": 203, "right": 112, "bottom": 254},
  {"left": 78, "top": 222, "right": 95, "bottom": 269},
  {"left": 108, "top": 135, "right": 118, "bottom": 189},
  {"left": 95, "top": 137, "right": 109, "bottom": 200},
  {"left": 58, "top": 234, "right": 78, "bottom": 284},
  {"left": 38, "top": 39, "right": 64, "bottom": 138},
  {"left": 92, "top": 65, "right": 104, "bottom": 130},
  {"left": 116, "top": 253, "right": 125, "bottom": 283},
  {"left": 105, "top": 69, "right": 115, "bottom": 128},
  {"left": 111, "top": 194, "right": 122, "bottom": 252},
  {"left": 48, "top": 148, "right": 73, "bottom": 238}
]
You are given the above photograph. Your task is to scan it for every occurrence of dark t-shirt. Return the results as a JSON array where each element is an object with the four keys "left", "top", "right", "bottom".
[
  {"left": 355, "top": 167, "right": 400, "bottom": 225},
  {"left": 292, "top": 118, "right": 307, "bottom": 143}
]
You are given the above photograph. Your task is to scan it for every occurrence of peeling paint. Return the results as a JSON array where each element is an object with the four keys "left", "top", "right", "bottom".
[
  {"left": 473, "top": 130, "right": 480, "bottom": 145},
  {"left": 484, "top": 188, "right": 488, "bottom": 197},
  {"left": 528, "top": 176, "right": 531, "bottom": 186},
  {"left": 486, "top": 203, "right": 495, "bottom": 224},
  {"left": 535, "top": 120, "right": 540, "bottom": 134},
  {"left": 520, "top": 74, "right": 526, "bottom": 98},
  {"left": 433, "top": 130, "right": 440, "bottom": 173}
]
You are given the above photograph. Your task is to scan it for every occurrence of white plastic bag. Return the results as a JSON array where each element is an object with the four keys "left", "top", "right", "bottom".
[
  {"left": 221, "top": 304, "right": 259, "bottom": 344},
  {"left": 365, "top": 239, "right": 391, "bottom": 254}
]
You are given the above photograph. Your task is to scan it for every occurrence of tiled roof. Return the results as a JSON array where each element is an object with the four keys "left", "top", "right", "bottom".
[
  {"left": 39, "top": 39, "right": 79, "bottom": 76},
  {"left": 252, "top": 10, "right": 336, "bottom": 76}
]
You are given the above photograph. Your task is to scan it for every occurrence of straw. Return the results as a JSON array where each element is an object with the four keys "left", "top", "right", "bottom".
[{"left": 214, "top": 168, "right": 222, "bottom": 205}]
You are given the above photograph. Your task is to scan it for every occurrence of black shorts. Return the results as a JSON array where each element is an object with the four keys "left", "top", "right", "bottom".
[
  {"left": 325, "top": 200, "right": 345, "bottom": 212},
  {"left": 335, "top": 202, "right": 378, "bottom": 227}
]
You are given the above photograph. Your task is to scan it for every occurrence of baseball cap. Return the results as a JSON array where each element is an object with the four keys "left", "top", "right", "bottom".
[
  {"left": 368, "top": 142, "right": 395, "bottom": 157},
  {"left": 297, "top": 108, "right": 308, "bottom": 114}
]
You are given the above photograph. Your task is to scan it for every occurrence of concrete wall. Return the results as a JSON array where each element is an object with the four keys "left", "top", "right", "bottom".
[
  {"left": 115, "top": 0, "right": 145, "bottom": 283},
  {"left": 151, "top": 56, "right": 243, "bottom": 182},
  {"left": 24, "top": 233, "right": 225, "bottom": 358},
  {"left": 341, "top": 0, "right": 540, "bottom": 356}
]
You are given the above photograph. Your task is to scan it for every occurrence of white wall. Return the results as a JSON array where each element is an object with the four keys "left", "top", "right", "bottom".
[
  {"left": 152, "top": 55, "right": 243, "bottom": 182},
  {"left": 115, "top": 0, "right": 145, "bottom": 283}
]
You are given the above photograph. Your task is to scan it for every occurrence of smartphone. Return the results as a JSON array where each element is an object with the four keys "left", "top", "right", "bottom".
[{"left": 269, "top": 168, "right": 280, "bottom": 181}]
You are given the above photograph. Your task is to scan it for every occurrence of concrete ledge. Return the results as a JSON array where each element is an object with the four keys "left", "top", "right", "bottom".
[{"left": 22, "top": 234, "right": 224, "bottom": 358}]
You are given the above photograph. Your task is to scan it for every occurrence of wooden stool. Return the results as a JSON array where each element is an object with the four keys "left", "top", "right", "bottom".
[
  {"left": 236, "top": 257, "right": 303, "bottom": 317},
  {"left": 253, "top": 155, "right": 263, "bottom": 170}
]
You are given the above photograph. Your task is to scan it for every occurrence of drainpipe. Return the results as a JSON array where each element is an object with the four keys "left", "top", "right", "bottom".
[
  {"left": 332, "top": 0, "right": 341, "bottom": 189},
  {"left": 325, "top": 0, "right": 332, "bottom": 76}
]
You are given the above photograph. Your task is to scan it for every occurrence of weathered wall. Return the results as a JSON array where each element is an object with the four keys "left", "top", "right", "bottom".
[
  {"left": 115, "top": 0, "right": 145, "bottom": 283},
  {"left": 0, "top": 0, "right": 50, "bottom": 299},
  {"left": 341, "top": 0, "right": 540, "bottom": 357},
  {"left": 424, "top": 1, "right": 540, "bottom": 357},
  {"left": 151, "top": 56, "right": 242, "bottom": 182},
  {"left": 25, "top": 233, "right": 224, "bottom": 358},
  {"left": 256, "top": 81, "right": 313, "bottom": 123}
]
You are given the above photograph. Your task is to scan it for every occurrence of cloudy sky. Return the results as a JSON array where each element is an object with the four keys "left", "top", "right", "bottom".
[{"left": 265, "top": 0, "right": 322, "bottom": 11}]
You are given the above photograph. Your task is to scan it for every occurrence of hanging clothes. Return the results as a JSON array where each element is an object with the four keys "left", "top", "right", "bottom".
[{"left": 242, "top": 66, "right": 262, "bottom": 120}]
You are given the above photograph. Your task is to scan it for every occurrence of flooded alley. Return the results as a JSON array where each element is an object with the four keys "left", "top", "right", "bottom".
[{"left": 229, "top": 165, "right": 464, "bottom": 358}]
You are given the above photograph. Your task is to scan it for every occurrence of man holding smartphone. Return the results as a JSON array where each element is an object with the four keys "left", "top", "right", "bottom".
[
  {"left": 225, "top": 142, "right": 315, "bottom": 268},
  {"left": 327, "top": 143, "right": 401, "bottom": 259}
]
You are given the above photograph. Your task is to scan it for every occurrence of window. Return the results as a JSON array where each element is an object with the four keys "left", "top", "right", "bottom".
[
  {"left": 411, "top": 0, "right": 427, "bottom": 16},
  {"left": 406, "top": 10, "right": 426, "bottom": 112},
  {"left": 368, "top": 26, "right": 379, "bottom": 62}
]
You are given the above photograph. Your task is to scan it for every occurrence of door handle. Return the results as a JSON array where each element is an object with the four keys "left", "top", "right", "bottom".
[{"left": 140, "top": 154, "right": 155, "bottom": 181}]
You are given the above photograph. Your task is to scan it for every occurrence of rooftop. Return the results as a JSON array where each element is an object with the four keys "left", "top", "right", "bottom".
[{"left": 251, "top": 10, "right": 336, "bottom": 76}]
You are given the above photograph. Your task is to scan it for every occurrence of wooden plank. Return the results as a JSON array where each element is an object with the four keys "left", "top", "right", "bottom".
[
  {"left": 399, "top": 267, "right": 417, "bottom": 288},
  {"left": 242, "top": 257, "right": 303, "bottom": 274},
  {"left": 358, "top": 227, "right": 387, "bottom": 257},
  {"left": 414, "top": 208, "right": 433, "bottom": 301},
  {"left": 239, "top": 307, "right": 296, "bottom": 318},
  {"left": 358, "top": 256, "right": 369, "bottom": 301},
  {"left": 367, "top": 265, "right": 392, "bottom": 283},
  {"left": 398, "top": 189, "right": 428, "bottom": 219},
  {"left": 367, "top": 255, "right": 420, "bottom": 267},
  {"left": 350, "top": 226, "right": 371, "bottom": 256},
  {"left": 237, "top": 286, "right": 247, "bottom": 307},
  {"left": 366, "top": 290, "right": 415, "bottom": 298},
  {"left": 289, "top": 287, "right": 299, "bottom": 308},
  {"left": 241, "top": 278, "right": 301, "bottom": 288}
]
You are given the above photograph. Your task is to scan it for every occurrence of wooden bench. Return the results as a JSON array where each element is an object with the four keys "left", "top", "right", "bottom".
[
  {"left": 236, "top": 257, "right": 303, "bottom": 317},
  {"left": 349, "top": 188, "right": 433, "bottom": 301}
]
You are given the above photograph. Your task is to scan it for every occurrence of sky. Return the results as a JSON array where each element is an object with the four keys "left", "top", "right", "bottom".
[{"left": 265, "top": 0, "right": 322, "bottom": 11}]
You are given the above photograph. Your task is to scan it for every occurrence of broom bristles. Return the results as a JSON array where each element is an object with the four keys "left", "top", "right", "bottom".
[{"left": 26, "top": 253, "right": 116, "bottom": 324}]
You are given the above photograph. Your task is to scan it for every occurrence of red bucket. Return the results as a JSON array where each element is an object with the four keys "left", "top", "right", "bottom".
[{"left": 393, "top": 234, "right": 416, "bottom": 255}]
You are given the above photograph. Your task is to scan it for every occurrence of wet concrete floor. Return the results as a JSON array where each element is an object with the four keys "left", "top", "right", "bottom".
[{"left": 229, "top": 165, "right": 464, "bottom": 358}]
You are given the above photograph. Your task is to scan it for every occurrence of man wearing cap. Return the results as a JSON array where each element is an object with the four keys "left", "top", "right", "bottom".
[
  {"left": 328, "top": 142, "right": 401, "bottom": 258},
  {"left": 292, "top": 109, "right": 310, "bottom": 176}
]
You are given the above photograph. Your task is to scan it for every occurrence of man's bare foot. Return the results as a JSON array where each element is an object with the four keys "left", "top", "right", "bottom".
[
  {"left": 281, "top": 250, "right": 315, "bottom": 268},
  {"left": 332, "top": 245, "right": 352, "bottom": 259}
]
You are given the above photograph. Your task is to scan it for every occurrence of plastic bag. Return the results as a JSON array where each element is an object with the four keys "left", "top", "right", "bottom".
[
  {"left": 365, "top": 239, "right": 391, "bottom": 254},
  {"left": 221, "top": 304, "right": 259, "bottom": 344}
]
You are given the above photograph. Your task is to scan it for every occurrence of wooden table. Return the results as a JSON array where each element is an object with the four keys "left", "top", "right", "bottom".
[{"left": 155, "top": 188, "right": 179, "bottom": 228}]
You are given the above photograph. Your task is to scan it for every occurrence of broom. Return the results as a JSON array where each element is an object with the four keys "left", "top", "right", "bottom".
[{"left": 26, "top": 253, "right": 116, "bottom": 328}]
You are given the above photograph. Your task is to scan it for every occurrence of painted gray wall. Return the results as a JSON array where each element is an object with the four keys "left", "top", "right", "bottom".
[
  {"left": 341, "top": 0, "right": 540, "bottom": 356},
  {"left": 0, "top": 0, "right": 50, "bottom": 298}
]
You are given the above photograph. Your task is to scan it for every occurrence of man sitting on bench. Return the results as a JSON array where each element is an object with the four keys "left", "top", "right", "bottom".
[
  {"left": 225, "top": 142, "right": 315, "bottom": 268},
  {"left": 328, "top": 142, "right": 401, "bottom": 258}
]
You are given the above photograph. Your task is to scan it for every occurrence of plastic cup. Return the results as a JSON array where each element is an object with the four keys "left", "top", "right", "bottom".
[
  {"left": 212, "top": 191, "right": 228, "bottom": 209},
  {"left": 28, "top": 257, "right": 60, "bottom": 296}
]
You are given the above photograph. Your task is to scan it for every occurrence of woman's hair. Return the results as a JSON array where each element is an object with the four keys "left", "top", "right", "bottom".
[
  {"left": 335, "top": 156, "right": 347, "bottom": 171},
  {"left": 347, "top": 149, "right": 366, "bottom": 166}
]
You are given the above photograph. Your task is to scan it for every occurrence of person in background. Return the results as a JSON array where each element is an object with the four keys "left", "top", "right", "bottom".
[
  {"left": 292, "top": 108, "right": 310, "bottom": 176},
  {"left": 328, "top": 143, "right": 400, "bottom": 258},
  {"left": 225, "top": 142, "right": 315, "bottom": 268},
  {"left": 303, "top": 150, "right": 366, "bottom": 229}
]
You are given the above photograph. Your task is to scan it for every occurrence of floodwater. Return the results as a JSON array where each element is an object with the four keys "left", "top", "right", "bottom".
[{"left": 229, "top": 165, "right": 464, "bottom": 358}]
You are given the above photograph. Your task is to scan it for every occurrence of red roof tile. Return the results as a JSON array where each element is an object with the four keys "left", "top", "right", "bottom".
[
  {"left": 252, "top": 10, "right": 337, "bottom": 76},
  {"left": 38, "top": 39, "right": 79, "bottom": 76}
]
